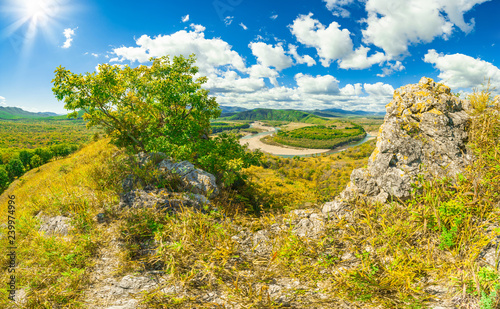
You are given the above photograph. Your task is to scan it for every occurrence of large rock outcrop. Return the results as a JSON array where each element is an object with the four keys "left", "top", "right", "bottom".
[{"left": 333, "top": 77, "right": 473, "bottom": 206}]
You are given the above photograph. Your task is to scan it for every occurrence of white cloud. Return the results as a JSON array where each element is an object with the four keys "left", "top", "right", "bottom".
[
  {"left": 363, "top": 82, "right": 395, "bottom": 97},
  {"left": 295, "top": 73, "right": 340, "bottom": 94},
  {"left": 338, "top": 46, "right": 386, "bottom": 69},
  {"left": 288, "top": 44, "right": 316, "bottom": 67},
  {"left": 270, "top": 14, "right": 278, "bottom": 20},
  {"left": 62, "top": 27, "right": 77, "bottom": 49},
  {"left": 362, "top": 0, "right": 489, "bottom": 58},
  {"left": 322, "top": 0, "right": 355, "bottom": 17},
  {"left": 248, "top": 64, "right": 279, "bottom": 87},
  {"left": 190, "top": 24, "right": 206, "bottom": 32},
  {"left": 91, "top": 53, "right": 99, "bottom": 58},
  {"left": 224, "top": 16, "right": 233, "bottom": 26},
  {"left": 0, "top": 96, "right": 6, "bottom": 106},
  {"left": 377, "top": 61, "right": 405, "bottom": 77},
  {"left": 204, "top": 70, "right": 266, "bottom": 93},
  {"left": 340, "top": 83, "right": 363, "bottom": 96},
  {"left": 112, "top": 27, "right": 246, "bottom": 75},
  {"left": 289, "top": 13, "right": 353, "bottom": 67},
  {"left": 239, "top": 23, "right": 248, "bottom": 30},
  {"left": 424, "top": 49, "right": 500, "bottom": 89},
  {"left": 249, "top": 42, "right": 293, "bottom": 71},
  {"left": 181, "top": 14, "right": 190, "bottom": 22}
]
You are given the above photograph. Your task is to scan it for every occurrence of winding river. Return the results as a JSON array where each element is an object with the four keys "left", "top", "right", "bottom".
[{"left": 239, "top": 122, "right": 376, "bottom": 157}]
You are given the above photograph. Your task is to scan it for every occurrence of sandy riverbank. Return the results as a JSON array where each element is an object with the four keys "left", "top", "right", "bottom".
[{"left": 239, "top": 122, "right": 331, "bottom": 156}]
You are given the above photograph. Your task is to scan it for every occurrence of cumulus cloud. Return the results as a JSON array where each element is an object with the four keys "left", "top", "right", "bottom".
[
  {"left": 289, "top": 13, "right": 353, "bottom": 67},
  {"left": 363, "top": 82, "right": 395, "bottom": 97},
  {"left": 338, "top": 46, "right": 386, "bottom": 69},
  {"left": 249, "top": 42, "right": 293, "bottom": 71},
  {"left": 181, "top": 14, "right": 189, "bottom": 22},
  {"left": 270, "top": 14, "right": 278, "bottom": 20},
  {"left": 213, "top": 81, "right": 394, "bottom": 112},
  {"left": 112, "top": 27, "right": 246, "bottom": 75},
  {"left": 377, "top": 61, "right": 405, "bottom": 77},
  {"left": 340, "top": 83, "right": 363, "bottom": 96},
  {"left": 322, "top": 0, "right": 355, "bottom": 17},
  {"left": 190, "top": 24, "right": 206, "bottom": 32},
  {"left": 62, "top": 27, "right": 77, "bottom": 49},
  {"left": 295, "top": 73, "right": 340, "bottom": 94},
  {"left": 248, "top": 64, "right": 280, "bottom": 87},
  {"left": 204, "top": 70, "right": 266, "bottom": 93},
  {"left": 0, "top": 96, "right": 5, "bottom": 106},
  {"left": 424, "top": 49, "right": 500, "bottom": 89},
  {"left": 362, "top": 0, "right": 489, "bottom": 58},
  {"left": 288, "top": 44, "right": 316, "bottom": 67},
  {"left": 239, "top": 23, "right": 248, "bottom": 30}
]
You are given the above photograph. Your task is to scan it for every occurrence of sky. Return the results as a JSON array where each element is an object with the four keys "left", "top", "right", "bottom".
[{"left": 0, "top": 0, "right": 499, "bottom": 114}]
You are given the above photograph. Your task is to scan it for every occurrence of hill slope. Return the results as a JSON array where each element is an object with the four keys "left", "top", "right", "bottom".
[
  {"left": 0, "top": 106, "right": 59, "bottom": 119},
  {"left": 225, "top": 108, "right": 328, "bottom": 123}
]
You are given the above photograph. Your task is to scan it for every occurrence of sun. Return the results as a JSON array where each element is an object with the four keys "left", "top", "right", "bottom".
[{"left": 2, "top": 0, "right": 71, "bottom": 55}]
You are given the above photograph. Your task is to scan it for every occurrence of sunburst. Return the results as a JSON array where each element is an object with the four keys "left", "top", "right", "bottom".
[{"left": 2, "top": 0, "right": 71, "bottom": 55}]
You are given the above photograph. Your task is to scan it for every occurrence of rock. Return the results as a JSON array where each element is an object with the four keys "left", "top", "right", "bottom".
[
  {"left": 182, "top": 168, "right": 219, "bottom": 198},
  {"left": 119, "top": 189, "right": 208, "bottom": 211},
  {"left": 38, "top": 214, "right": 72, "bottom": 237},
  {"left": 322, "top": 198, "right": 350, "bottom": 219},
  {"left": 293, "top": 216, "right": 324, "bottom": 238},
  {"left": 252, "top": 229, "right": 272, "bottom": 255},
  {"left": 339, "top": 77, "right": 473, "bottom": 203}
]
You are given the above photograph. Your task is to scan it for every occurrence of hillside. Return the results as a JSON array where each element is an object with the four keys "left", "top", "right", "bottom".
[
  {"left": 225, "top": 108, "right": 328, "bottom": 123},
  {"left": 0, "top": 79, "right": 499, "bottom": 308},
  {"left": 0, "top": 106, "right": 59, "bottom": 119}
]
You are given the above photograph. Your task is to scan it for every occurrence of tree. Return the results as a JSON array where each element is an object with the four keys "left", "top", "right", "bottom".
[
  {"left": 0, "top": 167, "right": 9, "bottom": 191},
  {"left": 52, "top": 54, "right": 259, "bottom": 185},
  {"left": 6, "top": 159, "right": 24, "bottom": 180},
  {"left": 52, "top": 55, "right": 220, "bottom": 154},
  {"left": 19, "top": 150, "right": 34, "bottom": 168},
  {"left": 30, "top": 154, "right": 43, "bottom": 169}
]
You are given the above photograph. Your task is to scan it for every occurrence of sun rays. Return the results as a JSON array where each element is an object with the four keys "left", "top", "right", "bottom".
[{"left": 2, "top": 0, "right": 72, "bottom": 56}]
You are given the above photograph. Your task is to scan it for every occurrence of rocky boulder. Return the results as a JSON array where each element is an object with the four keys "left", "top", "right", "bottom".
[{"left": 338, "top": 77, "right": 473, "bottom": 204}]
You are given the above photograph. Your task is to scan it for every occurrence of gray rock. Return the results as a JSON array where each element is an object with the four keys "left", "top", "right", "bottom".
[
  {"left": 119, "top": 189, "right": 206, "bottom": 211},
  {"left": 252, "top": 230, "right": 272, "bottom": 255},
  {"left": 293, "top": 215, "right": 324, "bottom": 238},
  {"left": 38, "top": 215, "right": 72, "bottom": 237},
  {"left": 182, "top": 169, "right": 219, "bottom": 198},
  {"left": 338, "top": 77, "right": 473, "bottom": 203},
  {"left": 322, "top": 198, "right": 350, "bottom": 219}
]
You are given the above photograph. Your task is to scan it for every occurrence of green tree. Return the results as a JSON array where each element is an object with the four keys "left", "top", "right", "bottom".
[
  {"left": 6, "top": 159, "right": 24, "bottom": 180},
  {"left": 0, "top": 167, "right": 9, "bottom": 191},
  {"left": 30, "top": 154, "right": 43, "bottom": 169},
  {"left": 52, "top": 54, "right": 220, "bottom": 154},
  {"left": 34, "top": 148, "right": 54, "bottom": 164},
  {"left": 52, "top": 54, "right": 259, "bottom": 185},
  {"left": 19, "top": 150, "right": 34, "bottom": 168}
]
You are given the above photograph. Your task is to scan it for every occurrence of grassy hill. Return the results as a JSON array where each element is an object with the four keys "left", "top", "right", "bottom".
[
  {"left": 0, "top": 106, "right": 59, "bottom": 119},
  {"left": 225, "top": 108, "right": 328, "bottom": 123}
]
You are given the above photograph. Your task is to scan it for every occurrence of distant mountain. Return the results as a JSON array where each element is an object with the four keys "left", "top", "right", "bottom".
[
  {"left": 219, "top": 105, "right": 248, "bottom": 113},
  {"left": 0, "top": 106, "right": 60, "bottom": 119},
  {"left": 311, "top": 108, "right": 385, "bottom": 117},
  {"left": 224, "top": 108, "right": 328, "bottom": 123}
]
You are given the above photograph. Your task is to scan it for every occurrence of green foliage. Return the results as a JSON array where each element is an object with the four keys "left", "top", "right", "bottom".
[
  {"left": 226, "top": 108, "right": 327, "bottom": 123},
  {"left": 53, "top": 54, "right": 220, "bottom": 153},
  {"left": 272, "top": 123, "right": 366, "bottom": 149},
  {"left": 0, "top": 118, "right": 97, "bottom": 149},
  {"left": 53, "top": 54, "right": 259, "bottom": 186},
  {"left": 30, "top": 154, "right": 43, "bottom": 169},
  {"left": 6, "top": 158, "right": 24, "bottom": 180},
  {"left": 0, "top": 166, "right": 8, "bottom": 190},
  {"left": 211, "top": 122, "right": 250, "bottom": 133},
  {"left": 19, "top": 150, "right": 33, "bottom": 168}
]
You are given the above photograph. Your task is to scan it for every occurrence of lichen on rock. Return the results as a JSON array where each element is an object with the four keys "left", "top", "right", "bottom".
[{"left": 337, "top": 77, "right": 473, "bottom": 204}]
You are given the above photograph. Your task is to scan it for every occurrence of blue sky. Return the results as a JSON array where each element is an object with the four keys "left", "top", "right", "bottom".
[{"left": 0, "top": 0, "right": 499, "bottom": 113}]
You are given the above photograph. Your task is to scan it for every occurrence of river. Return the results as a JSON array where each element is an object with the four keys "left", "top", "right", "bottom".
[{"left": 239, "top": 122, "right": 376, "bottom": 158}]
